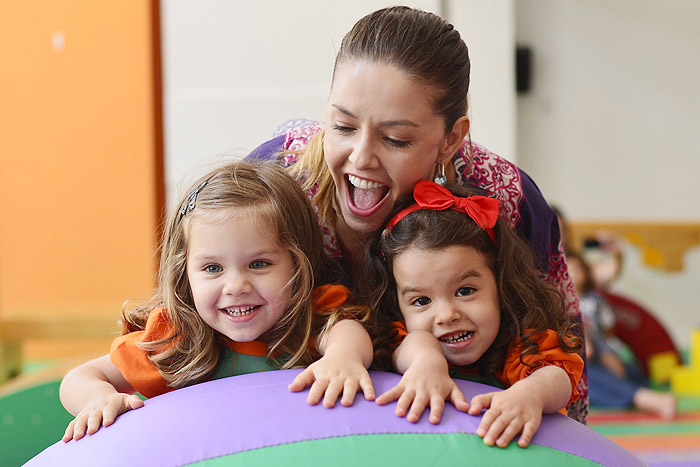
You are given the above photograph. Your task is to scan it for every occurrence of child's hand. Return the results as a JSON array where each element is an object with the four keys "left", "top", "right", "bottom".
[
  {"left": 62, "top": 392, "right": 144, "bottom": 442},
  {"left": 288, "top": 353, "right": 375, "bottom": 408},
  {"left": 468, "top": 384, "right": 542, "bottom": 448},
  {"left": 376, "top": 359, "right": 469, "bottom": 424}
]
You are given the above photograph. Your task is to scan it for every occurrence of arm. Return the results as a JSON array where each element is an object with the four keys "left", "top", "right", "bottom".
[
  {"left": 468, "top": 365, "right": 572, "bottom": 448},
  {"left": 59, "top": 354, "right": 144, "bottom": 441},
  {"left": 288, "top": 319, "right": 374, "bottom": 407},
  {"left": 375, "top": 331, "right": 469, "bottom": 424}
]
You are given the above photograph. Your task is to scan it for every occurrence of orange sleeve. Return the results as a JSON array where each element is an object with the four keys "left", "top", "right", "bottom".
[
  {"left": 110, "top": 308, "right": 175, "bottom": 399},
  {"left": 388, "top": 320, "right": 408, "bottom": 351},
  {"left": 497, "top": 329, "right": 584, "bottom": 406},
  {"left": 312, "top": 284, "right": 351, "bottom": 311}
]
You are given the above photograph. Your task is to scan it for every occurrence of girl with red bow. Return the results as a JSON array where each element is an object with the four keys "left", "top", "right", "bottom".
[{"left": 370, "top": 180, "right": 584, "bottom": 449}]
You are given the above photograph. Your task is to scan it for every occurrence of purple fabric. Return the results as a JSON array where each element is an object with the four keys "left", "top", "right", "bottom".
[
  {"left": 513, "top": 168, "right": 559, "bottom": 269},
  {"left": 244, "top": 134, "right": 284, "bottom": 163},
  {"left": 28, "top": 370, "right": 640, "bottom": 466}
]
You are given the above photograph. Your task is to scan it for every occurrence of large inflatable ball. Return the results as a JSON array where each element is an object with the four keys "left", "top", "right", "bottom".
[{"left": 28, "top": 370, "right": 642, "bottom": 466}]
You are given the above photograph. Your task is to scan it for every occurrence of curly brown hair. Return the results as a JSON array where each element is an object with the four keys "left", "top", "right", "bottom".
[{"left": 367, "top": 183, "right": 581, "bottom": 374}]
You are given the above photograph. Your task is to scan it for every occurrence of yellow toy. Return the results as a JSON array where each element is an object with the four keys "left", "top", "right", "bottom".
[{"left": 670, "top": 328, "right": 700, "bottom": 396}]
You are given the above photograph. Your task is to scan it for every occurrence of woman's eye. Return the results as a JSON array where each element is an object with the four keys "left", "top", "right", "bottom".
[
  {"left": 411, "top": 296, "right": 431, "bottom": 307},
  {"left": 457, "top": 287, "right": 475, "bottom": 297},
  {"left": 385, "top": 137, "right": 412, "bottom": 149},
  {"left": 331, "top": 122, "right": 354, "bottom": 134},
  {"left": 250, "top": 260, "right": 269, "bottom": 270},
  {"left": 205, "top": 264, "right": 222, "bottom": 273}
]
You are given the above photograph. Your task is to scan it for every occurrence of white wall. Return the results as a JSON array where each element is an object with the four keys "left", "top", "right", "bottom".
[
  {"left": 516, "top": 0, "right": 700, "bottom": 349},
  {"left": 161, "top": 0, "right": 515, "bottom": 203},
  {"left": 450, "top": 0, "right": 516, "bottom": 161},
  {"left": 516, "top": 0, "right": 700, "bottom": 221}
]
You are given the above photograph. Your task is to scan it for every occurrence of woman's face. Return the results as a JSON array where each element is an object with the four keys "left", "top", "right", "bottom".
[{"left": 323, "top": 61, "right": 464, "bottom": 239}]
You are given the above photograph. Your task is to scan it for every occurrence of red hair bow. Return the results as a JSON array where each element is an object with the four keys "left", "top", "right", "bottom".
[{"left": 383, "top": 179, "right": 500, "bottom": 243}]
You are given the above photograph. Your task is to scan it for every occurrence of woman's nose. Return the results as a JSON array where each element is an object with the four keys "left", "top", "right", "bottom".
[{"left": 347, "top": 132, "right": 380, "bottom": 170}]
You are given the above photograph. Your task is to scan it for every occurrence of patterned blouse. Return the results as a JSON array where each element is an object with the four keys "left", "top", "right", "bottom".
[{"left": 246, "top": 122, "right": 589, "bottom": 424}]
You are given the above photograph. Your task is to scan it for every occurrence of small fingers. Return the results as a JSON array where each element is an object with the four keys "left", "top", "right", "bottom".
[
  {"left": 428, "top": 395, "right": 446, "bottom": 424},
  {"left": 495, "top": 419, "right": 524, "bottom": 448},
  {"left": 449, "top": 386, "right": 470, "bottom": 413},
  {"left": 322, "top": 379, "right": 344, "bottom": 408},
  {"left": 126, "top": 395, "right": 145, "bottom": 410},
  {"left": 86, "top": 410, "right": 103, "bottom": 435},
  {"left": 477, "top": 405, "right": 500, "bottom": 440},
  {"left": 375, "top": 385, "right": 403, "bottom": 406},
  {"left": 406, "top": 392, "right": 429, "bottom": 423},
  {"left": 395, "top": 389, "right": 417, "bottom": 418},
  {"left": 288, "top": 369, "right": 315, "bottom": 392},
  {"left": 62, "top": 419, "right": 76, "bottom": 442},
  {"left": 469, "top": 393, "right": 493, "bottom": 416},
  {"left": 70, "top": 414, "right": 88, "bottom": 441},
  {"left": 306, "top": 378, "right": 329, "bottom": 406},
  {"left": 339, "top": 379, "right": 359, "bottom": 407},
  {"left": 482, "top": 411, "right": 510, "bottom": 447},
  {"left": 359, "top": 376, "right": 375, "bottom": 401},
  {"left": 517, "top": 419, "right": 540, "bottom": 448},
  {"left": 101, "top": 405, "right": 120, "bottom": 428}
]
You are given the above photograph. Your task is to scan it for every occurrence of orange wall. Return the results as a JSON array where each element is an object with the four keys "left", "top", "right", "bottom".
[{"left": 0, "top": 1, "right": 161, "bottom": 319}]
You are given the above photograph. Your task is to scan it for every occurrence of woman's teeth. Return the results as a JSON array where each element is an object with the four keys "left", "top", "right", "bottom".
[
  {"left": 440, "top": 331, "right": 474, "bottom": 343},
  {"left": 222, "top": 305, "right": 258, "bottom": 317},
  {"left": 348, "top": 175, "right": 383, "bottom": 190}
]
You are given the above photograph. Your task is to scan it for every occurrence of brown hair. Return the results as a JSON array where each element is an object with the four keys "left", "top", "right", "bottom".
[
  {"left": 368, "top": 184, "right": 581, "bottom": 374},
  {"left": 123, "top": 162, "right": 367, "bottom": 389},
  {"left": 291, "top": 6, "right": 472, "bottom": 226}
]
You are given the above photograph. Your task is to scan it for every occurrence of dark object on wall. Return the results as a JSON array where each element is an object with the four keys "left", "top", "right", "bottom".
[
  {"left": 516, "top": 46, "right": 532, "bottom": 94},
  {"left": 583, "top": 238, "right": 602, "bottom": 249}
]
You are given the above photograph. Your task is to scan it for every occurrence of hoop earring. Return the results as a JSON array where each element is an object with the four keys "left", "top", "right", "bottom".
[{"left": 434, "top": 162, "right": 446, "bottom": 186}]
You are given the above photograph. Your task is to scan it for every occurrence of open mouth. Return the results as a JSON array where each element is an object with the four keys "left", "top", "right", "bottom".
[
  {"left": 221, "top": 305, "right": 260, "bottom": 318},
  {"left": 346, "top": 175, "right": 390, "bottom": 213},
  {"left": 439, "top": 331, "right": 474, "bottom": 344}
]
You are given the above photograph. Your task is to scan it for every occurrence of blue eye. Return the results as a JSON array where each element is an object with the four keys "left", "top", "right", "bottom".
[
  {"left": 457, "top": 287, "right": 475, "bottom": 297},
  {"left": 411, "top": 296, "right": 431, "bottom": 307},
  {"left": 204, "top": 264, "right": 222, "bottom": 273},
  {"left": 250, "top": 260, "right": 269, "bottom": 270}
]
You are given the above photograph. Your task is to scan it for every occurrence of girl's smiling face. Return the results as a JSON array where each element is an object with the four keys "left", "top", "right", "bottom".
[
  {"left": 186, "top": 208, "right": 294, "bottom": 343},
  {"left": 323, "top": 61, "right": 464, "bottom": 240},
  {"left": 393, "top": 244, "right": 501, "bottom": 367}
]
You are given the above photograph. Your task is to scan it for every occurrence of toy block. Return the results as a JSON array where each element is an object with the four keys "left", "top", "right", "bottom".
[
  {"left": 670, "top": 328, "right": 700, "bottom": 396},
  {"left": 648, "top": 351, "right": 679, "bottom": 385}
]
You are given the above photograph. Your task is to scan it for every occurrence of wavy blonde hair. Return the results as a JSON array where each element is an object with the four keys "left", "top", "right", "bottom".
[{"left": 123, "top": 162, "right": 368, "bottom": 389}]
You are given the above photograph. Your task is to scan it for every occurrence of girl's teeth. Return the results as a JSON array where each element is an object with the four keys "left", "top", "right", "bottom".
[
  {"left": 348, "top": 175, "right": 382, "bottom": 190},
  {"left": 223, "top": 305, "right": 256, "bottom": 316},
  {"left": 441, "top": 331, "right": 473, "bottom": 343}
]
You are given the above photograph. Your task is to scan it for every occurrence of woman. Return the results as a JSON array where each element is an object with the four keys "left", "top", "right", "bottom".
[{"left": 247, "top": 6, "right": 588, "bottom": 423}]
